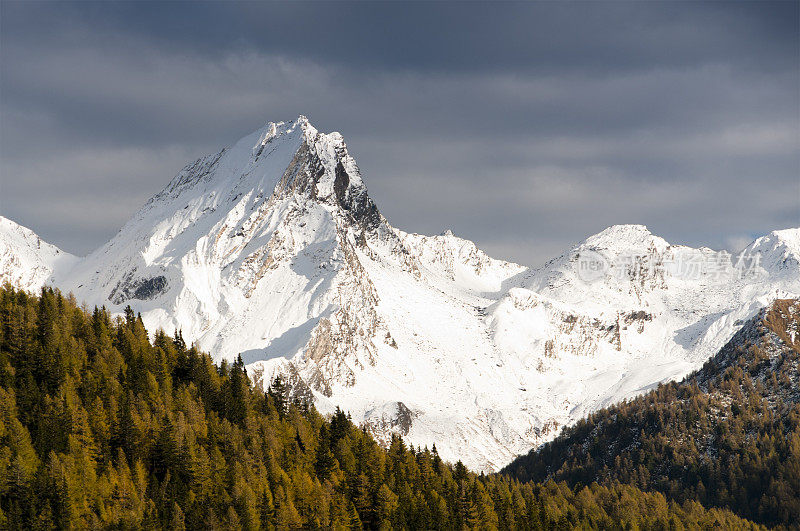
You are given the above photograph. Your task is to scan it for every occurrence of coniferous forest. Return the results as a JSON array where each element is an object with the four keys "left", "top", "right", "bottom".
[
  {"left": 0, "top": 285, "right": 769, "bottom": 529},
  {"left": 504, "top": 299, "right": 800, "bottom": 529}
]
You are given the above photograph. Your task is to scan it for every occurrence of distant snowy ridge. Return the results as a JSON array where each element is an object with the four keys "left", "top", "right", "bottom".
[
  {"left": 2, "top": 116, "right": 798, "bottom": 472},
  {"left": 0, "top": 216, "right": 78, "bottom": 292}
]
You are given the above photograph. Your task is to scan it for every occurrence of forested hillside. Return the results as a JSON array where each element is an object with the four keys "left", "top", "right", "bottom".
[
  {"left": 504, "top": 299, "right": 800, "bottom": 528},
  {"left": 0, "top": 285, "right": 762, "bottom": 529}
]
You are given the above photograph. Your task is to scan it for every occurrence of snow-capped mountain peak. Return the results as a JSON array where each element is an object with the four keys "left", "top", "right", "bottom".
[
  {"left": 143, "top": 115, "right": 372, "bottom": 222},
  {"left": 580, "top": 224, "right": 669, "bottom": 255},
  {"left": 745, "top": 228, "right": 800, "bottom": 274}
]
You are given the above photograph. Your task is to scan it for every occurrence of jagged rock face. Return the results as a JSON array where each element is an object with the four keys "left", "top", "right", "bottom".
[{"left": 3, "top": 116, "right": 800, "bottom": 472}]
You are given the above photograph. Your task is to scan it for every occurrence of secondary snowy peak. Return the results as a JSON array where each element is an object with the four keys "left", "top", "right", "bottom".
[
  {"left": 581, "top": 224, "right": 669, "bottom": 254},
  {"left": 0, "top": 216, "right": 77, "bottom": 292},
  {"left": 743, "top": 228, "right": 800, "bottom": 275},
  {"left": 526, "top": 223, "right": 798, "bottom": 311}
]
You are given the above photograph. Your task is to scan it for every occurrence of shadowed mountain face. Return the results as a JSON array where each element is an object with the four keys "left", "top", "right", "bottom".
[
  {"left": 502, "top": 298, "right": 800, "bottom": 527},
  {"left": 1, "top": 116, "right": 799, "bottom": 471}
]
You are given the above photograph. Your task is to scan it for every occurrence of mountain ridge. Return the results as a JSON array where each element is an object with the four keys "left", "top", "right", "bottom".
[{"left": 1, "top": 115, "right": 798, "bottom": 471}]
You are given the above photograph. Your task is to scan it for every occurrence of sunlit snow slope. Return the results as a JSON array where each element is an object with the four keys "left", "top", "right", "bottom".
[
  {"left": 0, "top": 216, "right": 77, "bottom": 292},
  {"left": 3, "top": 117, "right": 799, "bottom": 471}
]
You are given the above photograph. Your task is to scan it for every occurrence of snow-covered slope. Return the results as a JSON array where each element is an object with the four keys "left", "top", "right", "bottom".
[
  {"left": 0, "top": 216, "right": 77, "bottom": 291},
  {"left": 4, "top": 116, "right": 799, "bottom": 471},
  {"left": 488, "top": 225, "right": 800, "bottom": 442}
]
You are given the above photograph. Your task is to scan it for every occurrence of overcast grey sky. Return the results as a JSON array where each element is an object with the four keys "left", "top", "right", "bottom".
[{"left": 1, "top": 1, "right": 798, "bottom": 266}]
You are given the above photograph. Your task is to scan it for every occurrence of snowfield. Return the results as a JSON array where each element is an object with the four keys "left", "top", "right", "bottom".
[
  {"left": 0, "top": 216, "right": 78, "bottom": 292},
  {"left": 2, "top": 116, "right": 799, "bottom": 471}
]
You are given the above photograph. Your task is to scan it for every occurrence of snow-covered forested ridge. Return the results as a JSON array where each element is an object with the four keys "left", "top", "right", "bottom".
[
  {"left": 501, "top": 297, "right": 800, "bottom": 527},
  {"left": 2, "top": 116, "right": 798, "bottom": 471}
]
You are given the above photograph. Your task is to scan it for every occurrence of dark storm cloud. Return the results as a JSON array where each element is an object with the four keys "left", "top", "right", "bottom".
[
  {"left": 5, "top": 1, "right": 795, "bottom": 74},
  {"left": 0, "top": 1, "right": 797, "bottom": 263}
]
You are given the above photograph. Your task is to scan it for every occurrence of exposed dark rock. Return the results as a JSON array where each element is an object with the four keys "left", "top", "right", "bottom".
[
  {"left": 393, "top": 402, "right": 415, "bottom": 435},
  {"left": 334, "top": 162, "right": 350, "bottom": 204},
  {"left": 333, "top": 161, "right": 382, "bottom": 231},
  {"left": 623, "top": 310, "right": 653, "bottom": 323},
  {"left": 109, "top": 273, "right": 169, "bottom": 304},
  {"left": 133, "top": 276, "right": 168, "bottom": 300}
]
